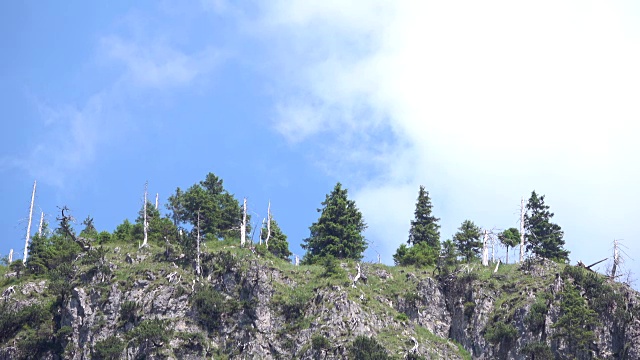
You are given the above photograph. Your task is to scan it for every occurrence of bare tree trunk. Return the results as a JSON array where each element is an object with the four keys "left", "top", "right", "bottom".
[
  {"left": 378, "top": 254, "right": 381, "bottom": 264},
  {"left": 23, "top": 180, "right": 36, "bottom": 264},
  {"left": 141, "top": 182, "right": 149, "bottom": 248},
  {"left": 505, "top": 246, "right": 509, "bottom": 264},
  {"left": 519, "top": 197, "right": 525, "bottom": 263},
  {"left": 38, "top": 211, "right": 44, "bottom": 237},
  {"left": 240, "top": 198, "right": 247, "bottom": 247},
  {"left": 482, "top": 229, "right": 489, "bottom": 266},
  {"left": 491, "top": 233, "right": 495, "bottom": 263},
  {"left": 493, "top": 259, "right": 501, "bottom": 273},
  {"left": 196, "top": 210, "right": 201, "bottom": 277},
  {"left": 611, "top": 239, "right": 619, "bottom": 279},
  {"left": 155, "top": 193, "right": 159, "bottom": 210},
  {"left": 8, "top": 249, "right": 13, "bottom": 264},
  {"left": 265, "top": 201, "right": 271, "bottom": 249},
  {"left": 259, "top": 218, "right": 265, "bottom": 245},
  {"left": 295, "top": 255, "right": 299, "bottom": 266},
  {"left": 352, "top": 263, "right": 362, "bottom": 288}
]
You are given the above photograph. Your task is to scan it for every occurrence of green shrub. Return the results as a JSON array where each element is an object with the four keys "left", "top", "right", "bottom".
[
  {"left": 311, "top": 334, "right": 331, "bottom": 350},
  {"left": 128, "top": 318, "right": 172, "bottom": 347},
  {"left": 93, "top": 336, "right": 124, "bottom": 360},
  {"left": 485, "top": 321, "right": 518, "bottom": 345},
  {"left": 396, "top": 313, "right": 409, "bottom": 322},
  {"left": 320, "top": 255, "right": 346, "bottom": 278},
  {"left": 520, "top": 341, "right": 553, "bottom": 360},
  {"left": 119, "top": 301, "right": 140, "bottom": 326},
  {"left": 192, "top": 284, "right": 239, "bottom": 332},
  {"left": 349, "top": 336, "right": 392, "bottom": 360},
  {"left": 463, "top": 301, "right": 475, "bottom": 318},
  {"left": 525, "top": 299, "right": 547, "bottom": 334}
]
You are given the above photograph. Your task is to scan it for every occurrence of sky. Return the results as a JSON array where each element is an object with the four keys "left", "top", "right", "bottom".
[{"left": 1, "top": 1, "right": 639, "bottom": 284}]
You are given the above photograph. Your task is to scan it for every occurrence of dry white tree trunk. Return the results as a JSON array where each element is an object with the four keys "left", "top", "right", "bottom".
[
  {"left": 141, "top": 182, "right": 149, "bottom": 248},
  {"left": 38, "top": 211, "right": 44, "bottom": 237},
  {"left": 352, "top": 263, "right": 362, "bottom": 288},
  {"left": 265, "top": 201, "right": 271, "bottom": 249},
  {"left": 611, "top": 239, "right": 619, "bottom": 279},
  {"left": 295, "top": 255, "right": 299, "bottom": 266},
  {"left": 240, "top": 198, "right": 247, "bottom": 247},
  {"left": 519, "top": 197, "right": 525, "bottom": 263},
  {"left": 494, "top": 259, "right": 501, "bottom": 273},
  {"left": 259, "top": 219, "right": 265, "bottom": 245},
  {"left": 155, "top": 193, "right": 159, "bottom": 210},
  {"left": 196, "top": 210, "right": 201, "bottom": 277},
  {"left": 482, "top": 229, "right": 489, "bottom": 266},
  {"left": 8, "top": 249, "right": 13, "bottom": 264},
  {"left": 23, "top": 180, "right": 36, "bottom": 264}
]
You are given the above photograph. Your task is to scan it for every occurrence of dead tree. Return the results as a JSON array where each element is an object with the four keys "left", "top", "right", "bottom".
[
  {"left": 611, "top": 239, "right": 620, "bottom": 279},
  {"left": 140, "top": 182, "right": 149, "bottom": 248},
  {"left": 8, "top": 249, "right": 13, "bottom": 264},
  {"left": 265, "top": 201, "right": 271, "bottom": 249},
  {"left": 155, "top": 193, "right": 159, "bottom": 210},
  {"left": 240, "top": 198, "right": 247, "bottom": 247},
  {"left": 352, "top": 263, "right": 362, "bottom": 288},
  {"left": 23, "top": 180, "right": 37, "bottom": 264},
  {"left": 58, "top": 206, "right": 91, "bottom": 250},
  {"left": 196, "top": 210, "right": 201, "bottom": 277},
  {"left": 519, "top": 197, "right": 525, "bottom": 263},
  {"left": 577, "top": 258, "right": 607, "bottom": 272},
  {"left": 482, "top": 229, "right": 489, "bottom": 266},
  {"left": 38, "top": 211, "right": 44, "bottom": 237}
]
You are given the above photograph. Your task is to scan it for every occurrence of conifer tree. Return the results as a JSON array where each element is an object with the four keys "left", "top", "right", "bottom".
[
  {"left": 260, "top": 218, "right": 292, "bottom": 261},
  {"left": 499, "top": 228, "right": 520, "bottom": 264},
  {"left": 302, "top": 183, "right": 367, "bottom": 263},
  {"left": 453, "top": 220, "right": 482, "bottom": 262},
  {"left": 408, "top": 185, "right": 440, "bottom": 249},
  {"left": 524, "top": 191, "right": 569, "bottom": 262}
]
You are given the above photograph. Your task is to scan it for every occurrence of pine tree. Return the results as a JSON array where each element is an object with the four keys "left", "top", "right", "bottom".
[
  {"left": 408, "top": 185, "right": 440, "bottom": 249},
  {"left": 260, "top": 218, "right": 292, "bottom": 261},
  {"left": 302, "top": 183, "right": 367, "bottom": 263},
  {"left": 524, "top": 191, "right": 569, "bottom": 262},
  {"left": 167, "top": 173, "right": 245, "bottom": 239},
  {"left": 453, "top": 220, "right": 482, "bottom": 262},
  {"left": 499, "top": 228, "right": 520, "bottom": 264},
  {"left": 552, "top": 283, "right": 597, "bottom": 356}
]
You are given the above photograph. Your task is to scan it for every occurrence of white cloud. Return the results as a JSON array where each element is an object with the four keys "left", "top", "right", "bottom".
[
  {"left": 255, "top": 1, "right": 640, "bottom": 270},
  {"left": 101, "top": 36, "right": 223, "bottom": 89}
]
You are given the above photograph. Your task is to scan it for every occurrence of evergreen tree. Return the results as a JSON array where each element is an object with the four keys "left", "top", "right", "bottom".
[
  {"left": 393, "top": 242, "right": 438, "bottom": 267},
  {"left": 440, "top": 239, "right": 458, "bottom": 268},
  {"left": 302, "top": 183, "right": 367, "bottom": 263},
  {"left": 453, "top": 220, "right": 482, "bottom": 262},
  {"left": 260, "top": 218, "right": 292, "bottom": 261},
  {"left": 524, "top": 191, "right": 569, "bottom": 262},
  {"left": 552, "top": 283, "right": 597, "bottom": 356},
  {"left": 134, "top": 202, "right": 177, "bottom": 246},
  {"left": 408, "top": 186, "right": 440, "bottom": 249},
  {"left": 499, "top": 228, "right": 520, "bottom": 264},
  {"left": 167, "top": 173, "right": 245, "bottom": 239}
]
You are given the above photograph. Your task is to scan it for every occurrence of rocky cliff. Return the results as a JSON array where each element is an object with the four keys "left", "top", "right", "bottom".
[{"left": 1, "top": 241, "right": 638, "bottom": 359}]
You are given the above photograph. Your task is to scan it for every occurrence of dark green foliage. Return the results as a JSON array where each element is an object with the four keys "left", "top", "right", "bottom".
[
  {"left": 453, "top": 220, "right": 482, "bottom": 262},
  {"left": 406, "top": 354, "right": 426, "bottom": 360},
  {"left": 80, "top": 246, "right": 111, "bottom": 282},
  {"left": 191, "top": 284, "right": 239, "bottom": 332},
  {"left": 408, "top": 186, "right": 440, "bottom": 248},
  {"left": 80, "top": 216, "right": 98, "bottom": 238},
  {"left": 311, "top": 334, "right": 331, "bottom": 350},
  {"left": 302, "top": 183, "right": 367, "bottom": 263},
  {"left": 393, "top": 241, "right": 439, "bottom": 267},
  {"left": 525, "top": 298, "right": 548, "bottom": 334},
  {"left": 113, "top": 219, "right": 134, "bottom": 243},
  {"left": 485, "top": 321, "right": 518, "bottom": 346},
  {"left": 272, "top": 288, "right": 311, "bottom": 322},
  {"left": 521, "top": 342, "right": 554, "bottom": 360},
  {"left": 319, "top": 255, "right": 346, "bottom": 278},
  {"left": 134, "top": 202, "right": 178, "bottom": 245},
  {"left": 524, "top": 191, "right": 569, "bottom": 262},
  {"left": 499, "top": 228, "right": 520, "bottom": 264},
  {"left": 48, "top": 263, "right": 76, "bottom": 304},
  {"left": 0, "top": 302, "right": 51, "bottom": 344},
  {"left": 93, "top": 336, "right": 124, "bottom": 360},
  {"left": 260, "top": 218, "right": 292, "bottom": 261},
  {"left": 348, "top": 336, "right": 391, "bottom": 360},
  {"left": 128, "top": 318, "right": 172, "bottom": 348},
  {"left": 552, "top": 283, "right": 597, "bottom": 356},
  {"left": 97, "top": 231, "right": 112, "bottom": 244},
  {"left": 120, "top": 301, "right": 141, "bottom": 326},
  {"left": 27, "top": 228, "right": 81, "bottom": 276},
  {"left": 167, "top": 173, "right": 245, "bottom": 239}
]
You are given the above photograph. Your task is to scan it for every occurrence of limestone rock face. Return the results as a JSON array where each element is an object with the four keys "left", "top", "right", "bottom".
[{"left": 1, "top": 250, "right": 639, "bottom": 360}]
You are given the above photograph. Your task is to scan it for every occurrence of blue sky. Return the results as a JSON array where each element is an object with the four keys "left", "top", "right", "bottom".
[{"left": 2, "top": 1, "right": 639, "bottom": 283}]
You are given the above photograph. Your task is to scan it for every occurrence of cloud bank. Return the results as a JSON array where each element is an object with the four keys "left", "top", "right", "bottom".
[{"left": 254, "top": 1, "right": 640, "bottom": 268}]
